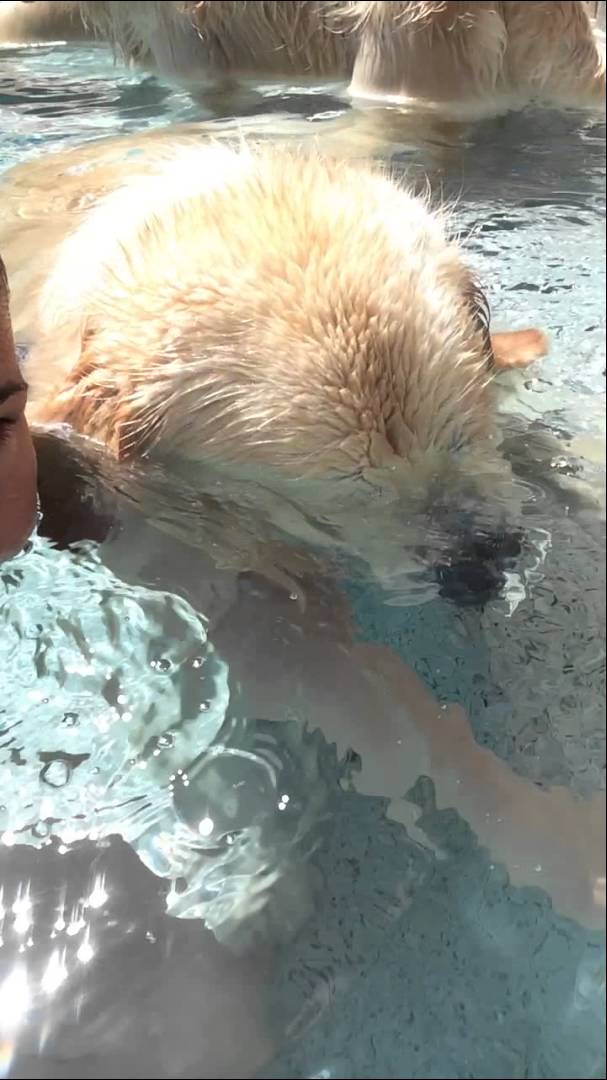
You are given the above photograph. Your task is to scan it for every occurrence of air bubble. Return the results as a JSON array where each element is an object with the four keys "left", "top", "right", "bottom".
[
  {"left": 156, "top": 733, "right": 175, "bottom": 751},
  {"left": 40, "top": 760, "right": 70, "bottom": 788},
  {"left": 150, "top": 658, "right": 172, "bottom": 673}
]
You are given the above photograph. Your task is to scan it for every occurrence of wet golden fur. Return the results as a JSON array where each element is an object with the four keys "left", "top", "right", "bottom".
[
  {"left": 0, "top": 0, "right": 90, "bottom": 44},
  {"left": 2, "top": 2, "right": 604, "bottom": 118},
  {"left": 13, "top": 141, "right": 546, "bottom": 583},
  {"left": 0, "top": 117, "right": 465, "bottom": 349},
  {"left": 25, "top": 145, "right": 495, "bottom": 474}
]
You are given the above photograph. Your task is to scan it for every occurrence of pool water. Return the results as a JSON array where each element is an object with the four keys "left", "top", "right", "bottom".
[{"left": 1, "top": 43, "right": 605, "bottom": 1080}]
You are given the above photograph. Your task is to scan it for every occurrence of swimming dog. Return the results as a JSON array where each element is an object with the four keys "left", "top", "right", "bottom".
[
  {"left": 15, "top": 142, "right": 546, "bottom": 587},
  {"left": 2, "top": 2, "right": 604, "bottom": 119}
]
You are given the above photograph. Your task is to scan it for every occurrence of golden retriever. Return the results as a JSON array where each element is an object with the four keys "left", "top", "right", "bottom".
[
  {"left": 0, "top": 0, "right": 90, "bottom": 44},
  {"left": 3, "top": 142, "right": 603, "bottom": 936},
  {"left": 2, "top": 2, "right": 604, "bottom": 119},
  {"left": 10, "top": 140, "right": 546, "bottom": 587}
]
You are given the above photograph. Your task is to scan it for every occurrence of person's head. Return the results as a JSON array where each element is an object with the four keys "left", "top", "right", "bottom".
[{"left": 0, "top": 255, "right": 37, "bottom": 561}]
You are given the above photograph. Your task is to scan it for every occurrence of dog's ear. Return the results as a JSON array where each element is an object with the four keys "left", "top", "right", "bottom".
[
  {"left": 463, "top": 278, "right": 548, "bottom": 372},
  {"left": 72, "top": 320, "right": 172, "bottom": 462},
  {"left": 489, "top": 328, "right": 548, "bottom": 370},
  {"left": 114, "top": 404, "right": 166, "bottom": 462},
  {"left": 29, "top": 324, "right": 166, "bottom": 463}
]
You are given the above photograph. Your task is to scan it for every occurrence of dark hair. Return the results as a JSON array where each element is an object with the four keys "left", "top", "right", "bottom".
[
  {"left": 464, "top": 278, "right": 494, "bottom": 370},
  {"left": 0, "top": 254, "right": 8, "bottom": 295}
]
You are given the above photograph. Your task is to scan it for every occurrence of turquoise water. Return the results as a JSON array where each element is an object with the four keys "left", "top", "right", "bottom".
[{"left": 1, "top": 43, "right": 605, "bottom": 1080}]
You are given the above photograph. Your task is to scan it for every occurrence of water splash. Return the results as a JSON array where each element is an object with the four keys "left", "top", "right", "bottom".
[{"left": 1, "top": 537, "right": 333, "bottom": 947}]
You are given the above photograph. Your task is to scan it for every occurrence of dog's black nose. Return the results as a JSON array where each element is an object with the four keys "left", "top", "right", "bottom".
[
  {"left": 434, "top": 528, "right": 523, "bottom": 607},
  {"left": 436, "top": 557, "right": 506, "bottom": 606}
]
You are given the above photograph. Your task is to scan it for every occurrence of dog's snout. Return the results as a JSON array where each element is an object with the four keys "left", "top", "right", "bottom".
[
  {"left": 465, "top": 527, "right": 523, "bottom": 566},
  {"left": 436, "top": 557, "right": 506, "bottom": 607},
  {"left": 434, "top": 527, "right": 524, "bottom": 607}
]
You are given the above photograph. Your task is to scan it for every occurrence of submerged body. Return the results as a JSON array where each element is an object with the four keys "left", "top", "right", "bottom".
[{"left": 1, "top": 1, "right": 604, "bottom": 120}]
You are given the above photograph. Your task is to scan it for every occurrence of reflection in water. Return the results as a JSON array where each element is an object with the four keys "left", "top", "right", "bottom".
[{"left": 0, "top": 839, "right": 278, "bottom": 1079}]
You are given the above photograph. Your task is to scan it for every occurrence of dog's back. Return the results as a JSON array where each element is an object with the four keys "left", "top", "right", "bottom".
[
  {"left": 0, "top": 1, "right": 90, "bottom": 44},
  {"left": 349, "top": 0, "right": 605, "bottom": 115},
  {"left": 14, "top": 2, "right": 602, "bottom": 114}
]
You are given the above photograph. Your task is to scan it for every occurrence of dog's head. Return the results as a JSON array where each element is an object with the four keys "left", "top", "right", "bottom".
[{"left": 31, "top": 148, "right": 542, "bottom": 589}]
